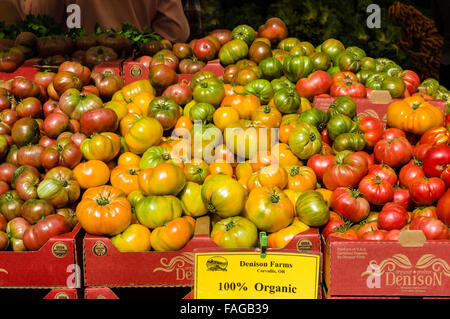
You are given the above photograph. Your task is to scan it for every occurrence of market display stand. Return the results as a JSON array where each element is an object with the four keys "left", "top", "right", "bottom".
[
  {"left": 82, "top": 215, "right": 322, "bottom": 299},
  {"left": 0, "top": 224, "right": 85, "bottom": 299}
]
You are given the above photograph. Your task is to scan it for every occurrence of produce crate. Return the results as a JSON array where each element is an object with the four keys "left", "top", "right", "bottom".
[
  {"left": 83, "top": 215, "right": 321, "bottom": 298},
  {"left": 0, "top": 223, "right": 84, "bottom": 299},
  {"left": 323, "top": 231, "right": 450, "bottom": 298},
  {"left": 92, "top": 59, "right": 124, "bottom": 77},
  {"left": 313, "top": 92, "right": 447, "bottom": 126},
  {"left": 122, "top": 59, "right": 224, "bottom": 85},
  {"left": 0, "top": 60, "right": 39, "bottom": 82}
]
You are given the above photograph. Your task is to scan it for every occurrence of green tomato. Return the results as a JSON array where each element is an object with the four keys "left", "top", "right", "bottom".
[
  {"left": 193, "top": 78, "right": 225, "bottom": 107},
  {"left": 189, "top": 102, "right": 215, "bottom": 124},
  {"left": 296, "top": 190, "right": 329, "bottom": 227},
  {"left": 231, "top": 24, "right": 256, "bottom": 46},
  {"left": 288, "top": 122, "right": 322, "bottom": 160},
  {"left": 219, "top": 39, "right": 249, "bottom": 66},
  {"left": 243, "top": 79, "right": 273, "bottom": 104},
  {"left": 259, "top": 57, "right": 283, "bottom": 80}
]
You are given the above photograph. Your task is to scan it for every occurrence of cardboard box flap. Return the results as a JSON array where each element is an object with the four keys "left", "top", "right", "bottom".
[
  {"left": 368, "top": 90, "right": 392, "bottom": 104},
  {"left": 194, "top": 215, "right": 210, "bottom": 236},
  {"left": 398, "top": 230, "right": 426, "bottom": 247}
]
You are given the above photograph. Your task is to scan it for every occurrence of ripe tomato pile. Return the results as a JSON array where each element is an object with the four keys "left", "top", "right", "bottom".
[{"left": 0, "top": 17, "right": 449, "bottom": 254}]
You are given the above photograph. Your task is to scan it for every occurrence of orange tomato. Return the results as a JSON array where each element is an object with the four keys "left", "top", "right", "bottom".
[
  {"left": 316, "top": 188, "right": 333, "bottom": 208},
  {"left": 214, "top": 144, "right": 235, "bottom": 162},
  {"left": 251, "top": 105, "right": 282, "bottom": 128},
  {"left": 247, "top": 172, "right": 263, "bottom": 191},
  {"left": 284, "top": 165, "right": 317, "bottom": 192},
  {"left": 257, "top": 165, "right": 288, "bottom": 189},
  {"left": 220, "top": 94, "right": 260, "bottom": 120},
  {"left": 271, "top": 143, "right": 301, "bottom": 166},
  {"left": 209, "top": 160, "right": 234, "bottom": 177},
  {"left": 174, "top": 115, "right": 193, "bottom": 138},
  {"left": 150, "top": 216, "right": 195, "bottom": 252},
  {"left": 235, "top": 161, "right": 253, "bottom": 180},
  {"left": 73, "top": 160, "right": 110, "bottom": 189},
  {"left": 283, "top": 189, "right": 302, "bottom": 207},
  {"left": 223, "top": 83, "right": 244, "bottom": 96},
  {"left": 213, "top": 105, "right": 240, "bottom": 131},
  {"left": 138, "top": 163, "right": 186, "bottom": 196},
  {"left": 76, "top": 185, "right": 132, "bottom": 236},
  {"left": 118, "top": 152, "right": 141, "bottom": 166},
  {"left": 250, "top": 150, "right": 275, "bottom": 172},
  {"left": 278, "top": 124, "right": 296, "bottom": 144},
  {"left": 110, "top": 165, "right": 141, "bottom": 195},
  {"left": 130, "top": 91, "right": 155, "bottom": 116}
]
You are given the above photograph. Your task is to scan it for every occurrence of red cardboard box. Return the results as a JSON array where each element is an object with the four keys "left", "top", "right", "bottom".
[
  {"left": 92, "top": 59, "right": 124, "bottom": 77},
  {"left": 324, "top": 231, "right": 450, "bottom": 298},
  {"left": 0, "top": 60, "right": 39, "bottom": 81},
  {"left": 83, "top": 215, "right": 321, "bottom": 291},
  {"left": 0, "top": 223, "right": 84, "bottom": 289},
  {"left": 313, "top": 93, "right": 447, "bottom": 126},
  {"left": 122, "top": 59, "right": 224, "bottom": 85},
  {"left": 43, "top": 288, "right": 81, "bottom": 299}
]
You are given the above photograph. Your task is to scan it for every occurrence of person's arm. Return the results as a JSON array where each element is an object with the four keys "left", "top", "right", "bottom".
[{"left": 152, "top": 0, "right": 190, "bottom": 43}]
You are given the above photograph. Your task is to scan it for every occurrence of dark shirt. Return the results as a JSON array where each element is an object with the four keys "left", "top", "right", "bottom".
[{"left": 432, "top": 0, "right": 450, "bottom": 64}]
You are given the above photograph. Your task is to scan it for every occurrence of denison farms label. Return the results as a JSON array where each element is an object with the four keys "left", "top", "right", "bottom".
[{"left": 194, "top": 252, "right": 320, "bottom": 299}]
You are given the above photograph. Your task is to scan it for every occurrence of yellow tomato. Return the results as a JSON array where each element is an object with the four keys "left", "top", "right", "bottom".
[
  {"left": 111, "top": 224, "right": 152, "bottom": 252},
  {"left": 118, "top": 152, "right": 141, "bottom": 166}
]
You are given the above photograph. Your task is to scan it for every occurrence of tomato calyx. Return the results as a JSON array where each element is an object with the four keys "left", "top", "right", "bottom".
[
  {"left": 225, "top": 220, "right": 236, "bottom": 231},
  {"left": 288, "top": 166, "right": 300, "bottom": 177},
  {"left": 263, "top": 105, "right": 272, "bottom": 114},
  {"left": 270, "top": 193, "right": 280, "bottom": 204},
  {"left": 128, "top": 169, "right": 139, "bottom": 176},
  {"left": 96, "top": 195, "right": 110, "bottom": 206}
]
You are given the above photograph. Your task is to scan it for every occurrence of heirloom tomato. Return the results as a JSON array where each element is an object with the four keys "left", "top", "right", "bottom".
[
  {"left": 179, "top": 182, "right": 208, "bottom": 217},
  {"left": 110, "top": 165, "right": 140, "bottom": 195},
  {"left": 295, "top": 190, "right": 329, "bottom": 227},
  {"left": 151, "top": 216, "right": 195, "bottom": 252},
  {"left": 409, "top": 216, "right": 449, "bottom": 240},
  {"left": 23, "top": 214, "right": 70, "bottom": 251},
  {"left": 201, "top": 174, "right": 247, "bottom": 218},
  {"left": 76, "top": 185, "right": 131, "bottom": 236},
  {"left": 330, "top": 187, "right": 370, "bottom": 223},
  {"left": 386, "top": 96, "right": 443, "bottom": 135},
  {"left": 73, "top": 160, "right": 110, "bottom": 189},
  {"left": 358, "top": 174, "right": 394, "bottom": 206},
  {"left": 111, "top": 224, "right": 152, "bottom": 252},
  {"left": 373, "top": 137, "right": 413, "bottom": 168},
  {"left": 243, "top": 186, "right": 294, "bottom": 233},
  {"left": 211, "top": 216, "right": 258, "bottom": 249},
  {"left": 409, "top": 177, "right": 446, "bottom": 206}
]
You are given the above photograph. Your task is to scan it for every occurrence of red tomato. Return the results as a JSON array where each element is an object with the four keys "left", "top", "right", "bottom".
[
  {"left": 361, "top": 229, "right": 387, "bottom": 241},
  {"left": 413, "top": 143, "right": 433, "bottom": 161},
  {"left": 377, "top": 202, "right": 408, "bottom": 231},
  {"left": 330, "top": 187, "right": 370, "bottom": 223},
  {"left": 322, "top": 151, "right": 369, "bottom": 191},
  {"left": 392, "top": 187, "right": 413, "bottom": 211},
  {"left": 436, "top": 189, "right": 450, "bottom": 226},
  {"left": 328, "top": 227, "right": 359, "bottom": 240},
  {"left": 398, "top": 159, "right": 425, "bottom": 188},
  {"left": 358, "top": 174, "right": 394, "bottom": 206},
  {"left": 418, "top": 127, "right": 450, "bottom": 146},
  {"left": 384, "top": 229, "right": 402, "bottom": 240},
  {"left": 356, "top": 221, "right": 379, "bottom": 238},
  {"left": 440, "top": 166, "right": 450, "bottom": 188},
  {"left": 374, "top": 137, "right": 413, "bottom": 168},
  {"left": 367, "top": 164, "right": 397, "bottom": 186},
  {"left": 306, "top": 153, "right": 335, "bottom": 181},
  {"left": 401, "top": 70, "right": 420, "bottom": 95},
  {"left": 358, "top": 116, "right": 384, "bottom": 148},
  {"left": 295, "top": 70, "right": 332, "bottom": 99},
  {"left": 409, "top": 177, "right": 446, "bottom": 206},
  {"left": 422, "top": 145, "right": 450, "bottom": 177},
  {"left": 382, "top": 128, "right": 406, "bottom": 141},
  {"left": 409, "top": 216, "right": 450, "bottom": 240},
  {"left": 321, "top": 217, "right": 346, "bottom": 238}
]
